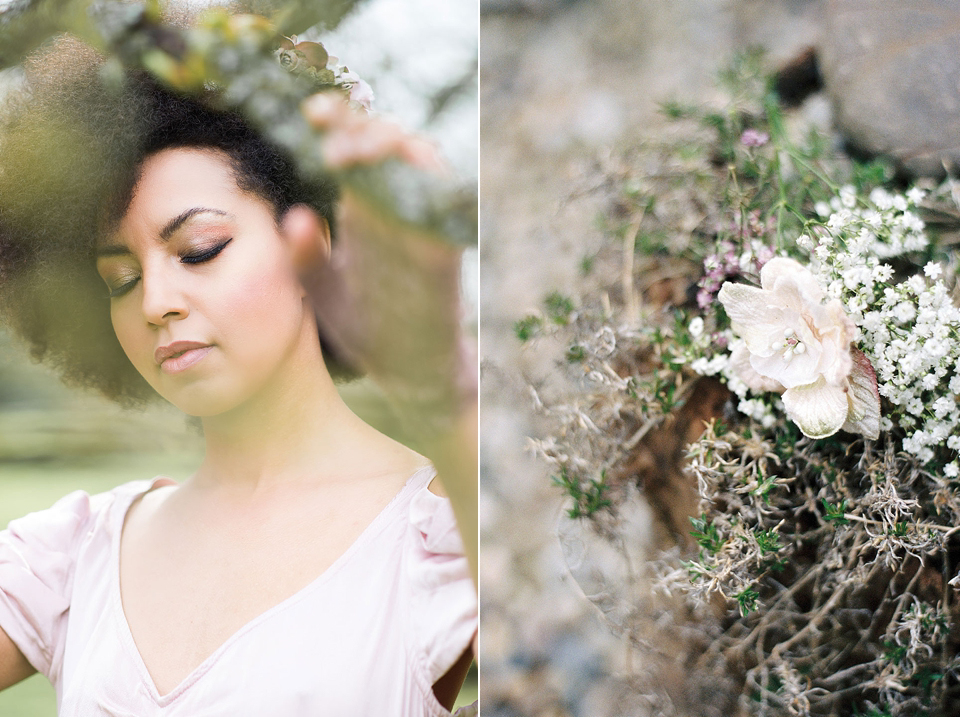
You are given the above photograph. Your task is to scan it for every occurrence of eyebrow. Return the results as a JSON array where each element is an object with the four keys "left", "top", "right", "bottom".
[
  {"left": 96, "top": 207, "right": 232, "bottom": 258},
  {"left": 159, "top": 207, "right": 231, "bottom": 240}
]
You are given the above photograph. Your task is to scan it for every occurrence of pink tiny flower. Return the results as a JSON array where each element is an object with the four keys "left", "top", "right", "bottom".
[
  {"left": 755, "top": 245, "right": 775, "bottom": 267},
  {"left": 740, "top": 129, "right": 770, "bottom": 147},
  {"left": 349, "top": 79, "right": 375, "bottom": 111}
]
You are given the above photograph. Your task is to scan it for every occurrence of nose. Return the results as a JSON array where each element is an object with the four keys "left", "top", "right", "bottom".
[{"left": 140, "top": 266, "right": 189, "bottom": 327}]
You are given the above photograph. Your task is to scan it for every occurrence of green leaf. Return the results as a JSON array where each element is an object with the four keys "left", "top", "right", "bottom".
[
  {"left": 734, "top": 587, "right": 760, "bottom": 616},
  {"left": 543, "top": 291, "right": 574, "bottom": 325},
  {"left": 690, "top": 514, "right": 725, "bottom": 554},
  {"left": 821, "top": 498, "right": 850, "bottom": 526},
  {"left": 513, "top": 315, "right": 542, "bottom": 342}
]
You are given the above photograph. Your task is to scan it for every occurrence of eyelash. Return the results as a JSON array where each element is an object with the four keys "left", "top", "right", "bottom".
[
  {"left": 107, "top": 239, "right": 233, "bottom": 299},
  {"left": 181, "top": 238, "right": 232, "bottom": 264}
]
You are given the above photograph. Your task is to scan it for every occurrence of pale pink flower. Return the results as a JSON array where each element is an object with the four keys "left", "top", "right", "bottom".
[
  {"left": 718, "top": 257, "right": 879, "bottom": 439},
  {"left": 349, "top": 79, "right": 375, "bottom": 111},
  {"left": 740, "top": 129, "right": 770, "bottom": 147}
]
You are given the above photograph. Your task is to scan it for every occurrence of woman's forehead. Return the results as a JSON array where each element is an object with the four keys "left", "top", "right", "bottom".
[
  {"left": 132, "top": 148, "right": 240, "bottom": 206},
  {"left": 102, "top": 148, "right": 246, "bottom": 247}
]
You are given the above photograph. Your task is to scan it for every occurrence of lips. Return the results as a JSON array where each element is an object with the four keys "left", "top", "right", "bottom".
[{"left": 155, "top": 341, "right": 213, "bottom": 374}]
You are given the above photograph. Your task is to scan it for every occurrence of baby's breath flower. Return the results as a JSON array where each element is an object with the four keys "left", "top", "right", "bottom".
[
  {"left": 906, "top": 186, "right": 926, "bottom": 204},
  {"left": 689, "top": 316, "right": 705, "bottom": 338},
  {"left": 923, "top": 262, "right": 943, "bottom": 280}
]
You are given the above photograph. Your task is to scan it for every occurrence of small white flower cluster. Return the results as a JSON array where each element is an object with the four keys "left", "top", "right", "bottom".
[
  {"left": 805, "top": 186, "right": 959, "bottom": 466},
  {"left": 689, "top": 354, "right": 729, "bottom": 376},
  {"left": 691, "top": 336, "right": 780, "bottom": 429},
  {"left": 811, "top": 186, "right": 928, "bottom": 259},
  {"left": 690, "top": 328, "right": 781, "bottom": 428},
  {"left": 688, "top": 315, "right": 729, "bottom": 376},
  {"left": 734, "top": 395, "right": 778, "bottom": 429}
]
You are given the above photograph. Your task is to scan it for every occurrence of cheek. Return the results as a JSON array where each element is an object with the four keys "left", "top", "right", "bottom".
[
  {"left": 109, "top": 304, "right": 150, "bottom": 370},
  {"left": 218, "top": 258, "right": 305, "bottom": 354}
]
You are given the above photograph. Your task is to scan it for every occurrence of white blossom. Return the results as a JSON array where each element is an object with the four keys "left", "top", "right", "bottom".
[{"left": 719, "top": 258, "right": 878, "bottom": 439}]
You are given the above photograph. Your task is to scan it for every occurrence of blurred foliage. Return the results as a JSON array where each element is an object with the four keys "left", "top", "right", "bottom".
[
  {"left": 0, "top": 0, "right": 363, "bottom": 69},
  {"left": 0, "top": 0, "right": 477, "bottom": 246}
]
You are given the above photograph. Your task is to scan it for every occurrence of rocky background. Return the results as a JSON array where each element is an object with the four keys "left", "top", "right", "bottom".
[{"left": 478, "top": 1, "right": 960, "bottom": 715}]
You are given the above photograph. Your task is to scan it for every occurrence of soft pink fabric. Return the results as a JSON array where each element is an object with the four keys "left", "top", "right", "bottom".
[{"left": 0, "top": 467, "right": 477, "bottom": 716}]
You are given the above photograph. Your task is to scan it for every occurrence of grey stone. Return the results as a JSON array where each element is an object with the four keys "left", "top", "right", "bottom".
[{"left": 818, "top": 0, "right": 960, "bottom": 177}]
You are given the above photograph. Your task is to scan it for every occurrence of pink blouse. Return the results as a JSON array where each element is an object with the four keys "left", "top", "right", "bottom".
[{"left": 0, "top": 467, "right": 478, "bottom": 716}]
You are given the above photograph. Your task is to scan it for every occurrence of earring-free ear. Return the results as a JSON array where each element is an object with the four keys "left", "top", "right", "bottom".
[{"left": 281, "top": 204, "right": 332, "bottom": 272}]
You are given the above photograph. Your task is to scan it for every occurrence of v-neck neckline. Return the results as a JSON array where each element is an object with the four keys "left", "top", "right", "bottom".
[{"left": 110, "top": 466, "right": 433, "bottom": 705}]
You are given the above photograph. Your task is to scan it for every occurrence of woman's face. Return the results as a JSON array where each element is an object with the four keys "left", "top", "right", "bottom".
[{"left": 96, "top": 148, "right": 313, "bottom": 416}]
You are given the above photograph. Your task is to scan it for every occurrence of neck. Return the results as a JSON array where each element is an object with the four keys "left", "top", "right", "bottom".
[{"left": 191, "top": 323, "right": 366, "bottom": 495}]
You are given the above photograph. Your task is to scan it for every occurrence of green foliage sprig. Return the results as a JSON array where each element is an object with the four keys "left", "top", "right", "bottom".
[{"left": 1, "top": 0, "right": 477, "bottom": 246}]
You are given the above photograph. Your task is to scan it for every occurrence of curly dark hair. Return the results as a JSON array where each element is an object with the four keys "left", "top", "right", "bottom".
[{"left": 0, "top": 36, "right": 348, "bottom": 406}]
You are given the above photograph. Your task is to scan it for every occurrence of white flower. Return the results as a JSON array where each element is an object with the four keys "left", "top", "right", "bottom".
[
  {"left": 719, "top": 257, "right": 879, "bottom": 439},
  {"left": 692, "top": 354, "right": 729, "bottom": 376},
  {"left": 870, "top": 187, "right": 894, "bottom": 210},
  {"left": 689, "top": 316, "right": 705, "bottom": 338},
  {"left": 894, "top": 301, "right": 916, "bottom": 324},
  {"left": 728, "top": 341, "right": 784, "bottom": 393},
  {"left": 840, "top": 184, "right": 857, "bottom": 208},
  {"left": 924, "top": 262, "right": 943, "bottom": 280}
]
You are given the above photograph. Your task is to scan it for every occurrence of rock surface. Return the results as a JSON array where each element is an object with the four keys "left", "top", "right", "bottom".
[{"left": 818, "top": 0, "right": 960, "bottom": 177}]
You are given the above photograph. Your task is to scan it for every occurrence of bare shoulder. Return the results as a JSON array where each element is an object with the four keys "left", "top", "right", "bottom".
[
  {"left": 121, "top": 481, "right": 179, "bottom": 539},
  {"left": 351, "top": 426, "right": 429, "bottom": 485}
]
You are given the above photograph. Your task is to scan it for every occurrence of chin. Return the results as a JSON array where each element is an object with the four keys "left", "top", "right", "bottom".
[{"left": 152, "top": 377, "right": 251, "bottom": 418}]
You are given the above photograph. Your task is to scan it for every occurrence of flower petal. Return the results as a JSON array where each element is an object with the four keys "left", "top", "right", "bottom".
[
  {"left": 760, "top": 257, "right": 824, "bottom": 302},
  {"left": 841, "top": 348, "right": 880, "bottom": 440},
  {"left": 718, "top": 283, "right": 788, "bottom": 355},
  {"left": 730, "top": 341, "right": 784, "bottom": 393},
  {"left": 782, "top": 377, "right": 849, "bottom": 439},
  {"left": 809, "top": 299, "right": 855, "bottom": 384},
  {"left": 749, "top": 336, "right": 822, "bottom": 388}
]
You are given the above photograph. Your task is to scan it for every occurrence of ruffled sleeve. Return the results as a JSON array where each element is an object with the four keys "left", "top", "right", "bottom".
[
  {"left": 406, "top": 483, "right": 478, "bottom": 704},
  {"left": 0, "top": 489, "right": 96, "bottom": 680}
]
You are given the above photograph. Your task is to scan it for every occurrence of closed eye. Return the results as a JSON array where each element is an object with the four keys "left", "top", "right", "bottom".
[
  {"left": 181, "top": 238, "right": 232, "bottom": 264},
  {"left": 104, "top": 238, "right": 233, "bottom": 299},
  {"left": 107, "top": 279, "right": 139, "bottom": 299}
]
